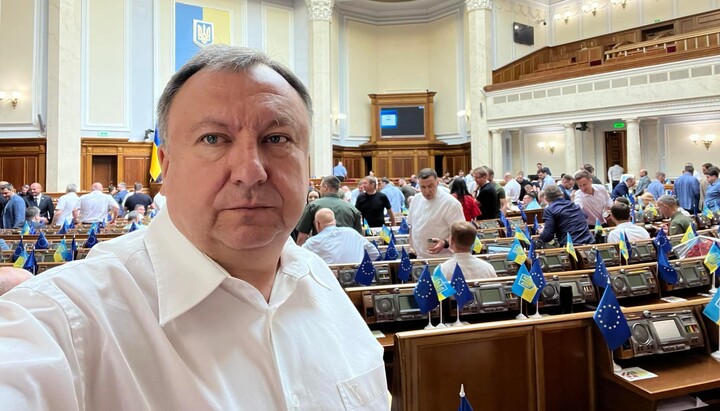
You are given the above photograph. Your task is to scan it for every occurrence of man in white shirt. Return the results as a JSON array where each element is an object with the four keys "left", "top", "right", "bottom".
[
  {"left": 303, "top": 208, "right": 379, "bottom": 264},
  {"left": 538, "top": 167, "right": 556, "bottom": 189},
  {"left": 503, "top": 172, "right": 521, "bottom": 203},
  {"left": 51, "top": 183, "right": 80, "bottom": 226},
  {"left": 78, "top": 182, "right": 119, "bottom": 224},
  {"left": 608, "top": 162, "right": 624, "bottom": 189},
  {"left": 408, "top": 168, "right": 465, "bottom": 259},
  {"left": 0, "top": 46, "right": 387, "bottom": 410},
  {"left": 606, "top": 203, "right": 650, "bottom": 243},
  {"left": 573, "top": 169, "right": 613, "bottom": 226},
  {"left": 439, "top": 221, "right": 496, "bottom": 281}
]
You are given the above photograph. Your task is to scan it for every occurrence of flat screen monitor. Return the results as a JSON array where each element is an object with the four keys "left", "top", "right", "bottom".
[
  {"left": 513, "top": 22, "right": 534, "bottom": 46},
  {"left": 636, "top": 244, "right": 653, "bottom": 257},
  {"left": 681, "top": 266, "right": 699, "bottom": 282},
  {"left": 599, "top": 248, "right": 613, "bottom": 260},
  {"left": 652, "top": 319, "right": 683, "bottom": 343},
  {"left": 488, "top": 246, "right": 512, "bottom": 254},
  {"left": 626, "top": 273, "right": 646, "bottom": 288},
  {"left": 545, "top": 254, "right": 562, "bottom": 267},
  {"left": 490, "top": 260, "right": 508, "bottom": 273},
  {"left": 479, "top": 287, "right": 504, "bottom": 304},
  {"left": 561, "top": 280, "right": 581, "bottom": 297},
  {"left": 380, "top": 106, "right": 425, "bottom": 137},
  {"left": 399, "top": 295, "right": 420, "bottom": 312}
]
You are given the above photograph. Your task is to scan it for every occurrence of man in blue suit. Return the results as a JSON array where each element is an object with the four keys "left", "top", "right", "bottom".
[{"left": 1, "top": 183, "right": 27, "bottom": 229}]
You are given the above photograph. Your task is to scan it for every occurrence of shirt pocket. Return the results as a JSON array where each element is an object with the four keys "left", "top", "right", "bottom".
[{"left": 336, "top": 363, "right": 388, "bottom": 410}]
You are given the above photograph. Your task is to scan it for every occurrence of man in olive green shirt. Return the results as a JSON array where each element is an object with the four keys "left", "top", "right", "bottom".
[
  {"left": 295, "top": 176, "right": 363, "bottom": 245},
  {"left": 657, "top": 195, "right": 693, "bottom": 236}
]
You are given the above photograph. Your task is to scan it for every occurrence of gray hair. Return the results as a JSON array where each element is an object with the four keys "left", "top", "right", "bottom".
[
  {"left": 543, "top": 185, "right": 564, "bottom": 202},
  {"left": 321, "top": 176, "right": 340, "bottom": 192},
  {"left": 657, "top": 195, "right": 678, "bottom": 208},
  {"left": 25, "top": 206, "right": 40, "bottom": 220},
  {"left": 66, "top": 183, "right": 78, "bottom": 193},
  {"left": 417, "top": 168, "right": 437, "bottom": 180},
  {"left": 156, "top": 45, "right": 313, "bottom": 148}
]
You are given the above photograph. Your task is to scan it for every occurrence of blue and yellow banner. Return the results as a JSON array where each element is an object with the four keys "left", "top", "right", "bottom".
[{"left": 175, "top": 2, "right": 231, "bottom": 71}]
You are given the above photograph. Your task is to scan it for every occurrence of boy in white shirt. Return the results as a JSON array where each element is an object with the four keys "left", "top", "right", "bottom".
[{"left": 440, "top": 221, "right": 497, "bottom": 280}]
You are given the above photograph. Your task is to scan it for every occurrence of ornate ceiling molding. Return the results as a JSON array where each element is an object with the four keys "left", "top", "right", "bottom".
[
  {"left": 465, "top": 0, "right": 493, "bottom": 12},
  {"left": 306, "top": 0, "right": 335, "bottom": 21}
]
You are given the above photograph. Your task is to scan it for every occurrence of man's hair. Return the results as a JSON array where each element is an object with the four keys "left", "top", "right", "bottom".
[
  {"left": 574, "top": 170, "right": 592, "bottom": 182},
  {"left": 321, "top": 175, "right": 340, "bottom": 192},
  {"left": 655, "top": 171, "right": 665, "bottom": 179},
  {"left": 66, "top": 184, "right": 78, "bottom": 193},
  {"left": 450, "top": 221, "right": 477, "bottom": 250},
  {"left": 126, "top": 211, "right": 139, "bottom": 221},
  {"left": 684, "top": 165, "right": 695, "bottom": 173},
  {"left": 657, "top": 195, "right": 678, "bottom": 208},
  {"left": 543, "top": 185, "right": 563, "bottom": 202},
  {"left": 363, "top": 176, "right": 377, "bottom": 187},
  {"left": 610, "top": 203, "right": 630, "bottom": 221},
  {"left": 417, "top": 168, "right": 437, "bottom": 180},
  {"left": 561, "top": 174, "right": 574, "bottom": 183},
  {"left": 134, "top": 204, "right": 146, "bottom": 211},
  {"left": 157, "top": 45, "right": 312, "bottom": 148},
  {"left": 0, "top": 183, "right": 14, "bottom": 191},
  {"left": 485, "top": 167, "right": 495, "bottom": 177},
  {"left": 582, "top": 163, "right": 595, "bottom": 174},
  {"left": 615, "top": 196, "right": 630, "bottom": 206},
  {"left": 134, "top": 182, "right": 143, "bottom": 191},
  {"left": 705, "top": 166, "right": 720, "bottom": 177},
  {"left": 25, "top": 206, "right": 40, "bottom": 220},
  {"left": 473, "top": 167, "right": 488, "bottom": 178},
  {"left": 380, "top": 177, "right": 391, "bottom": 185},
  {"left": 703, "top": 163, "right": 713, "bottom": 169},
  {"left": 118, "top": 182, "right": 127, "bottom": 189}
]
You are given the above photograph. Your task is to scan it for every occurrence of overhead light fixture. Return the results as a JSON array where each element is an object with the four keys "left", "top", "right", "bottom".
[
  {"left": 690, "top": 134, "right": 715, "bottom": 150},
  {"left": 538, "top": 141, "right": 557, "bottom": 154}
]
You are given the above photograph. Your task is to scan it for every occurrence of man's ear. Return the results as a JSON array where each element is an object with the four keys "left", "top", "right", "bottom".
[{"left": 159, "top": 145, "right": 169, "bottom": 178}]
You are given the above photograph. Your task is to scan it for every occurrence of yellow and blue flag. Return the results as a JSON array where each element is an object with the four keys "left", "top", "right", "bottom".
[
  {"left": 413, "top": 265, "right": 439, "bottom": 313},
  {"left": 704, "top": 241, "right": 720, "bottom": 274},
  {"left": 618, "top": 231, "right": 629, "bottom": 262},
  {"left": 174, "top": 2, "right": 231, "bottom": 70},
  {"left": 20, "top": 221, "right": 31, "bottom": 235},
  {"left": 150, "top": 125, "right": 162, "bottom": 182},
  {"left": 704, "top": 207, "right": 714, "bottom": 219},
  {"left": 646, "top": 203, "right": 658, "bottom": 218},
  {"left": 363, "top": 218, "right": 372, "bottom": 236},
  {"left": 593, "top": 285, "right": 631, "bottom": 350},
  {"left": 565, "top": 233, "right": 577, "bottom": 261},
  {"left": 431, "top": 266, "right": 457, "bottom": 301},
  {"left": 472, "top": 236, "right": 483, "bottom": 254},
  {"left": 12, "top": 239, "right": 24, "bottom": 263},
  {"left": 511, "top": 264, "right": 538, "bottom": 303},
  {"left": 594, "top": 218, "right": 603, "bottom": 235},
  {"left": 451, "top": 264, "right": 474, "bottom": 309},
  {"left": 703, "top": 288, "right": 720, "bottom": 325},
  {"left": 354, "top": 250, "right": 376, "bottom": 286},
  {"left": 379, "top": 225, "right": 392, "bottom": 244},
  {"left": 681, "top": 224, "right": 696, "bottom": 243},
  {"left": 657, "top": 245, "right": 678, "bottom": 284},
  {"left": 507, "top": 238, "right": 527, "bottom": 265},
  {"left": 397, "top": 247, "right": 412, "bottom": 282},
  {"left": 13, "top": 248, "right": 28, "bottom": 268},
  {"left": 54, "top": 238, "right": 71, "bottom": 262},
  {"left": 515, "top": 226, "right": 530, "bottom": 245}
]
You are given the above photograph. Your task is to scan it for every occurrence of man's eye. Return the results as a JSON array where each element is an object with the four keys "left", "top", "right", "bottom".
[
  {"left": 265, "top": 135, "right": 288, "bottom": 144},
  {"left": 201, "top": 135, "right": 221, "bottom": 144}
]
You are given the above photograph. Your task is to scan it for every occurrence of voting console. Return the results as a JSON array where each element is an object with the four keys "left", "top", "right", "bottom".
[{"left": 616, "top": 308, "right": 704, "bottom": 359}]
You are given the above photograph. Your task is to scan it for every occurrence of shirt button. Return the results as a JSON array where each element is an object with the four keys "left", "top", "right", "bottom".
[{"left": 290, "top": 393, "right": 300, "bottom": 408}]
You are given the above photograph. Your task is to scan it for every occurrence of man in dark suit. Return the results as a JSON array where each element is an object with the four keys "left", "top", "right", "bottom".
[{"left": 25, "top": 182, "right": 54, "bottom": 224}]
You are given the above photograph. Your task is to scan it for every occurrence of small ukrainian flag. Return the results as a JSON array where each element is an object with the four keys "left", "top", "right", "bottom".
[
  {"left": 565, "top": 233, "right": 577, "bottom": 261},
  {"left": 507, "top": 238, "right": 527, "bottom": 265}
]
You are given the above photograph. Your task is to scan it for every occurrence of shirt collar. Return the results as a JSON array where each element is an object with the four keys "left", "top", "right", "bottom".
[{"left": 144, "top": 208, "right": 330, "bottom": 325}]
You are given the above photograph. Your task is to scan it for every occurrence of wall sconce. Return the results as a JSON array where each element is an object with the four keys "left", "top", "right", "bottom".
[
  {"left": 538, "top": 141, "right": 557, "bottom": 154},
  {"left": 334, "top": 113, "right": 347, "bottom": 126},
  {"left": 456, "top": 109, "right": 469, "bottom": 121},
  {"left": 0, "top": 92, "right": 20, "bottom": 109},
  {"left": 690, "top": 134, "right": 716, "bottom": 150},
  {"left": 554, "top": 12, "right": 571, "bottom": 24},
  {"left": 581, "top": 2, "right": 598, "bottom": 16},
  {"left": 611, "top": 0, "right": 627, "bottom": 9}
]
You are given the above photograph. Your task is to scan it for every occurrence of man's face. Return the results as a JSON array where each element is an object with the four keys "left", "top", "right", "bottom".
[
  {"left": 474, "top": 172, "right": 487, "bottom": 186},
  {"left": 537, "top": 171, "right": 546, "bottom": 179},
  {"left": 159, "top": 65, "right": 309, "bottom": 254},
  {"left": 625, "top": 178, "right": 635, "bottom": 188},
  {"left": 30, "top": 184, "right": 41, "bottom": 196},
  {"left": 1, "top": 188, "right": 11, "bottom": 199},
  {"left": 707, "top": 174, "right": 718, "bottom": 185},
  {"left": 562, "top": 179, "right": 574, "bottom": 189},
  {"left": 576, "top": 177, "right": 593, "bottom": 195},
  {"left": 419, "top": 176, "right": 438, "bottom": 200},
  {"left": 657, "top": 202, "right": 672, "bottom": 218},
  {"left": 136, "top": 205, "right": 146, "bottom": 216}
]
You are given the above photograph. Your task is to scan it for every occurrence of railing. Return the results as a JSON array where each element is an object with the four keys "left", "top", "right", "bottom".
[{"left": 605, "top": 27, "right": 720, "bottom": 60}]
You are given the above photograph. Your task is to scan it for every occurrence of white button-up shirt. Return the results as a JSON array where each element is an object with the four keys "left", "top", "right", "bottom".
[
  {"left": 0, "top": 208, "right": 387, "bottom": 410},
  {"left": 78, "top": 190, "right": 118, "bottom": 222},
  {"left": 303, "top": 225, "right": 380, "bottom": 264}
]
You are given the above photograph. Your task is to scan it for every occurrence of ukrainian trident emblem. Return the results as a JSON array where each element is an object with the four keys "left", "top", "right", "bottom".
[{"left": 193, "top": 19, "right": 214, "bottom": 47}]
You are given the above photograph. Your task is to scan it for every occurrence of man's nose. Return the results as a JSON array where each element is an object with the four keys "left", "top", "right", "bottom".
[{"left": 228, "top": 142, "right": 268, "bottom": 186}]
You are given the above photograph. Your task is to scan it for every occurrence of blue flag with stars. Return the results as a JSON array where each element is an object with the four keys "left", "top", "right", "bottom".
[
  {"left": 533, "top": 216, "right": 539, "bottom": 236},
  {"left": 23, "top": 248, "right": 38, "bottom": 275},
  {"left": 371, "top": 239, "right": 382, "bottom": 261},
  {"left": 12, "top": 239, "right": 24, "bottom": 263},
  {"left": 593, "top": 285, "right": 631, "bottom": 351},
  {"left": 519, "top": 202, "right": 527, "bottom": 222},
  {"left": 128, "top": 221, "right": 139, "bottom": 233},
  {"left": 354, "top": 250, "right": 376, "bottom": 286},
  {"left": 654, "top": 228, "right": 672, "bottom": 255},
  {"left": 451, "top": 263, "right": 474, "bottom": 309},
  {"left": 592, "top": 249, "right": 610, "bottom": 288},
  {"left": 398, "top": 217, "right": 409, "bottom": 235},
  {"left": 35, "top": 231, "right": 50, "bottom": 250},
  {"left": 384, "top": 238, "right": 399, "bottom": 261},
  {"left": 397, "top": 247, "right": 412, "bottom": 282},
  {"left": 413, "top": 264, "right": 439, "bottom": 314},
  {"left": 57, "top": 220, "right": 68, "bottom": 235},
  {"left": 656, "top": 246, "right": 679, "bottom": 284},
  {"left": 530, "top": 258, "right": 547, "bottom": 304},
  {"left": 84, "top": 230, "right": 98, "bottom": 249},
  {"left": 703, "top": 289, "right": 720, "bottom": 325}
]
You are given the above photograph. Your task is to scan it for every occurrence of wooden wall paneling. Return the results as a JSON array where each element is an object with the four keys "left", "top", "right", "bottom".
[
  {"left": 1, "top": 157, "right": 28, "bottom": 188},
  {"left": 123, "top": 157, "right": 151, "bottom": 187},
  {"left": 0, "top": 138, "right": 46, "bottom": 188},
  {"left": 377, "top": 156, "right": 389, "bottom": 177},
  {"left": 81, "top": 138, "right": 152, "bottom": 191},
  {"left": 534, "top": 320, "right": 595, "bottom": 411},
  {"left": 395, "top": 326, "right": 536, "bottom": 411},
  {"left": 91, "top": 156, "right": 117, "bottom": 188}
]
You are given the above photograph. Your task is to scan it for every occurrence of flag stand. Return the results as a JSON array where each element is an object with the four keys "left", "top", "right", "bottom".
[
  {"left": 710, "top": 269, "right": 717, "bottom": 295},
  {"left": 436, "top": 305, "right": 447, "bottom": 328},
  {"left": 424, "top": 313, "right": 434, "bottom": 330},
  {"left": 529, "top": 303, "right": 542, "bottom": 319},
  {"left": 712, "top": 327, "right": 720, "bottom": 361},
  {"left": 453, "top": 306, "right": 463, "bottom": 327},
  {"left": 612, "top": 351, "right": 622, "bottom": 373},
  {"left": 516, "top": 300, "right": 528, "bottom": 320}
]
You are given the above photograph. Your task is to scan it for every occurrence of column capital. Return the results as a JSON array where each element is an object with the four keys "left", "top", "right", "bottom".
[
  {"left": 306, "top": 0, "right": 334, "bottom": 21},
  {"left": 465, "top": 0, "right": 493, "bottom": 11},
  {"left": 490, "top": 129, "right": 502, "bottom": 134},
  {"left": 562, "top": 123, "right": 574, "bottom": 129},
  {"left": 623, "top": 118, "right": 639, "bottom": 124}
]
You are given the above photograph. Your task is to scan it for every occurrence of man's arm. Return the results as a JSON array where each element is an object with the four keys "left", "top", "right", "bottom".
[
  {"left": 364, "top": 239, "right": 380, "bottom": 261},
  {"left": 294, "top": 204, "right": 316, "bottom": 245},
  {"left": 539, "top": 210, "right": 555, "bottom": 243},
  {"left": 108, "top": 204, "right": 119, "bottom": 223},
  {"left": 46, "top": 198, "right": 55, "bottom": 223},
  {"left": 12, "top": 202, "right": 25, "bottom": 229},
  {"left": 387, "top": 208, "right": 396, "bottom": 227},
  {"left": 296, "top": 232, "right": 309, "bottom": 246}
]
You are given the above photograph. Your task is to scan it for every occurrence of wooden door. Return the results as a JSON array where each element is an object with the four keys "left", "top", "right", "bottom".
[
  {"left": 91, "top": 156, "right": 117, "bottom": 188},
  {"left": 605, "top": 131, "right": 626, "bottom": 173}
]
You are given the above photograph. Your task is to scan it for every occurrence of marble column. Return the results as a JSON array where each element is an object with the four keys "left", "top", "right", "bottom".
[
  {"left": 625, "top": 118, "right": 641, "bottom": 176},
  {"left": 564, "top": 124, "right": 577, "bottom": 174},
  {"left": 46, "top": 0, "right": 82, "bottom": 191},
  {"left": 306, "top": 0, "right": 334, "bottom": 178},
  {"left": 491, "top": 129, "right": 503, "bottom": 175},
  {"left": 465, "top": 0, "right": 493, "bottom": 168}
]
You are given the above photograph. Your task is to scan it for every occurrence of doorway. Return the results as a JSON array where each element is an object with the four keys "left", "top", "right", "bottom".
[
  {"left": 604, "top": 131, "right": 627, "bottom": 175},
  {"left": 91, "top": 155, "right": 117, "bottom": 189}
]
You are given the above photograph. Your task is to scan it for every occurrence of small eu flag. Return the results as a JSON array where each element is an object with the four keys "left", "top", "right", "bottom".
[
  {"left": 451, "top": 263, "right": 474, "bottom": 309},
  {"left": 512, "top": 264, "right": 538, "bottom": 303},
  {"left": 57, "top": 220, "right": 68, "bottom": 235},
  {"left": 84, "top": 230, "right": 98, "bottom": 249},
  {"left": 458, "top": 384, "right": 474, "bottom": 411},
  {"left": 413, "top": 265, "right": 439, "bottom": 314},
  {"left": 12, "top": 239, "right": 24, "bottom": 263},
  {"left": 703, "top": 289, "right": 720, "bottom": 325},
  {"left": 592, "top": 249, "right": 610, "bottom": 288},
  {"left": 35, "top": 231, "right": 50, "bottom": 250},
  {"left": 533, "top": 217, "right": 540, "bottom": 236},
  {"left": 384, "top": 238, "right": 399, "bottom": 261},
  {"left": 529, "top": 258, "right": 547, "bottom": 304},
  {"left": 398, "top": 217, "right": 409, "bottom": 235},
  {"left": 565, "top": 233, "right": 577, "bottom": 261},
  {"left": 397, "top": 247, "right": 412, "bottom": 282},
  {"left": 507, "top": 238, "right": 527, "bottom": 265},
  {"left": 371, "top": 239, "right": 382, "bottom": 261},
  {"left": 354, "top": 250, "right": 376, "bottom": 286},
  {"left": 128, "top": 221, "right": 139, "bottom": 233},
  {"left": 23, "top": 247, "right": 38, "bottom": 275},
  {"left": 519, "top": 203, "right": 527, "bottom": 222},
  {"left": 593, "top": 285, "right": 631, "bottom": 351},
  {"left": 656, "top": 246, "right": 678, "bottom": 284},
  {"left": 654, "top": 228, "right": 672, "bottom": 255}
]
